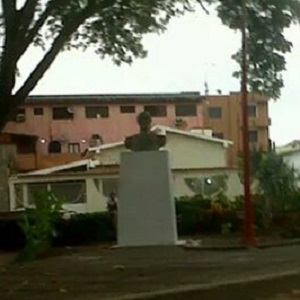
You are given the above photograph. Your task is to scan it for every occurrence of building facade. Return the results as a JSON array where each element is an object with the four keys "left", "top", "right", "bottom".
[
  {"left": 4, "top": 91, "right": 270, "bottom": 168},
  {"left": 4, "top": 92, "right": 204, "bottom": 156},
  {"left": 203, "top": 92, "right": 270, "bottom": 166}
]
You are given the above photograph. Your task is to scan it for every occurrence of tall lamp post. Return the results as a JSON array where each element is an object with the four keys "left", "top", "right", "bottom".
[{"left": 240, "top": 0, "right": 256, "bottom": 246}]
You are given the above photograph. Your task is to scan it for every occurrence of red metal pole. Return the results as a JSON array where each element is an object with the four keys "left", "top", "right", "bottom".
[{"left": 241, "top": 0, "right": 256, "bottom": 246}]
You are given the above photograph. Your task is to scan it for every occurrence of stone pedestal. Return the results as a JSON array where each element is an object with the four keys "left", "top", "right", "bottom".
[{"left": 117, "top": 150, "right": 178, "bottom": 247}]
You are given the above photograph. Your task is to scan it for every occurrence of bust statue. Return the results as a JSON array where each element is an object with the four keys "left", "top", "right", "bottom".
[{"left": 125, "top": 112, "right": 166, "bottom": 151}]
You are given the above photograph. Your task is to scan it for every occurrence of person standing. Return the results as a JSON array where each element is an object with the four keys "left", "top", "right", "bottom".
[{"left": 107, "top": 192, "right": 117, "bottom": 230}]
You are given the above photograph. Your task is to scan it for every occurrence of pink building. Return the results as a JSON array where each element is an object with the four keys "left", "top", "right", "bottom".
[{"left": 4, "top": 92, "right": 204, "bottom": 155}]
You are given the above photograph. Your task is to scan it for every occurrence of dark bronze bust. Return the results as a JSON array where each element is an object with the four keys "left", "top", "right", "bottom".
[{"left": 125, "top": 112, "right": 166, "bottom": 151}]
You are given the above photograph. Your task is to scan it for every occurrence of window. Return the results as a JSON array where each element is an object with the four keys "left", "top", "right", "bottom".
[
  {"left": 208, "top": 107, "right": 222, "bottom": 118},
  {"left": 212, "top": 132, "right": 224, "bottom": 139},
  {"left": 85, "top": 106, "right": 109, "bottom": 118},
  {"left": 34, "top": 107, "right": 44, "bottom": 116},
  {"left": 175, "top": 104, "right": 197, "bottom": 117},
  {"left": 68, "top": 143, "right": 80, "bottom": 153},
  {"left": 48, "top": 140, "right": 62, "bottom": 153},
  {"left": 50, "top": 180, "right": 86, "bottom": 204},
  {"left": 15, "top": 108, "right": 26, "bottom": 122},
  {"left": 52, "top": 107, "right": 74, "bottom": 120},
  {"left": 120, "top": 105, "right": 135, "bottom": 114},
  {"left": 248, "top": 104, "right": 257, "bottom": 117},
  {"left": 28, "top": 183, "right": 48, "bottom": 205},
  {"left": 249, "top": 130, "right": 258, "bottom": 142},
  {"left": 89, "top": 134, "right": 103, "bottom": 147},
  {"left": 144, "top": 105, "right": 167, "bottom": 117}
]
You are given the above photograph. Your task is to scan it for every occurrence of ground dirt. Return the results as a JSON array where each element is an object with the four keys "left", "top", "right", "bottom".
[{"left": 1, "top": 242, "right": 300, "bottom": 300}]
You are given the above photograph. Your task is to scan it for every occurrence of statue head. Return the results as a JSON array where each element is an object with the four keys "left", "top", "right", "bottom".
[{"left": 137, "top": 111, "right": 152, "bottom": 132}]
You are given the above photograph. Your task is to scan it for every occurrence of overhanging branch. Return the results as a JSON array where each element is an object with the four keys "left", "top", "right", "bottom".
[
  {"left": 14, "top": 10, "right": 92, "bottom": 102},
  {"left": 197, "top": 0, "right": 210, "bottom": 14},
  {"left": 16, "top": 0, "right": 39, "bottom": 41},
  {"left": 15, "top": 0, "right": 57, "bottom": 61}
]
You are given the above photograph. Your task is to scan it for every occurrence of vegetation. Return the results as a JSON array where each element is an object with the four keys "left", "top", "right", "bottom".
[
  {"left": 239, "top": 149, "right": 300, "bottom": 230},
  {"left": 20, "top": 192, "right": 62, "bottom": 260},
  {"left": 254, "top": 151, "right": 299, "bottom": 212},
  {"left": 2, "top": 189, "right": 300, "bottom": 253},
  {"left": 0, "top": 0, "right": 198, "bottom": 131},
  {"left": 208, "top": 0, "right": 300, "bottom": 99},
  {"left": 1, "top": 0, "right": 300, "bottom": 130}
]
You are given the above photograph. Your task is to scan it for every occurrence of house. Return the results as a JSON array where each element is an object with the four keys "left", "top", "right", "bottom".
[
  {"left": 4, "top": 91, "right": 271, "bottom": 169},
  {"left": 203, "top": 92, "right": 271, "bottom": 166},
  {"left": 9, "top": 159, "right": 109, "bottom": 213},
  {"left": 8, "top": 126, "right": 243, "bottom": 213},
  {"left": 276, "top": 140, "right": 300, "bottom": 170},
  {"left": 0, "top": 132, "right": 38, "bottom": 212}
]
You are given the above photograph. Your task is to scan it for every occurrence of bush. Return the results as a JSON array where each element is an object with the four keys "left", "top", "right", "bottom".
[
  {"left": 20, "top": 192, "right": 62, "bottom": 260},
  {"left": 176, "top": 200, "right": 203, "bottom": 235},
  {"left": 54, "top": 212, "right": 116, "bottom": 246},
  {"left": 0, "top": 193, "right": 251, "bottom": 251},
  {"left": 0, "top": 212, "right": 116, "bottom": 251},
  {"left": 0, "top": 219, "right": 25, "bottom": 250},
  {"left": 175, "top": 194, "right": 241, "bottom": 236}
]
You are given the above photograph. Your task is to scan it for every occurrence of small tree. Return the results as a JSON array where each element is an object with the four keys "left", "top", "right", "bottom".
[
  {"left": 255, "top": 151, "right": 299, "bottom": 213},
  {"left": 239, "top": 150, "right": 299, "bottom": 228},
  {"left": 20, "top": 191, "right": 62, "bottom": 260},
  {"left": 210, "top": 0, "right": 300, "bottom": 99}
]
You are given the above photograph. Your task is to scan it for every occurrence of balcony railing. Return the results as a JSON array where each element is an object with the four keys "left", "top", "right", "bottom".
[{"left": 245, "top": 117, "right": 271, "bottom": 128}]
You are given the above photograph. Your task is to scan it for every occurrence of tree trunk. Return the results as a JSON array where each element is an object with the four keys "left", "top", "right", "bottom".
[{"left": 0, "top": 95, "right": 17, "bottom": 133}]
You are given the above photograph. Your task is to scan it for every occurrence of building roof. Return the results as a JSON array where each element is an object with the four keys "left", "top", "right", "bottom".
[
  {"left": 17, "top": 159, "right": 100, "bottom": 176},
  {"left": 276, "top": 140, "right": 300, "bottom": 155},
  {"left": 152, "top": 125, "right": 233, "bottom": 146},
  {"left": 88, "top": 125, "right": 232, "bottom": 153},
  {"left": 25, "top": 92, "right": 203, "bottom": 105}
]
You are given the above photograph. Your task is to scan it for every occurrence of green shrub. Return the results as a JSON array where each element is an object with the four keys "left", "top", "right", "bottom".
[
  {"left": 175, "top": 195, "right": 240, "bottom": 236},
  {"left": 54, "top": 212, "right": 116, "bottom": 246},
  {"left": 0, "top": 219, "right": 25, "bottom": 250},
  {"left": 176, "top": 200, "right": 203, "bottom": 235},
  {"left": 20, "top": 192, "right": 62, "bottom": 260}
]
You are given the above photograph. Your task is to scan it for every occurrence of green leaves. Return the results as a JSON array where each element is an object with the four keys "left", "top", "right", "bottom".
[
  {"left": 20, "top": 192, "right": 63, "bottom": 260},
  {"left": 33, "top": 0, "right": 195, "bottom": 65},
  {"left": 251, "top": 151, "right": 299, "bottom": 212},
  {"left": 209, "top": 0, "right": 300, "bottom": 99}
]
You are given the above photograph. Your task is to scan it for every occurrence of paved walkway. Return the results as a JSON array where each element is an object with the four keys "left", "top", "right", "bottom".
[{"left": 1, "top": 245, "right": 300, "bottom": 299}]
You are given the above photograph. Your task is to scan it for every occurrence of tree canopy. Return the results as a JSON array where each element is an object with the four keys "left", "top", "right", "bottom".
[
  {"left": 0, "top": 0, "right": 300, "bottom": 130},
  {"left": 208, "top": 0, "right": 300, "bottom": 99},
  {"left": 0, "top": 0, "right": 196, "bottom": 129}
]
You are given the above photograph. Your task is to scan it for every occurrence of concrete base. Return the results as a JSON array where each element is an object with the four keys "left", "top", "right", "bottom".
[{"left": 117, "top": 150, "right": 178, "bottom": 247}]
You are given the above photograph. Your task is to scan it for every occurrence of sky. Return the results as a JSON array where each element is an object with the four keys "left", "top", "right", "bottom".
[{"left": 16, "top": 6, "right": 300, "bottom": 146}]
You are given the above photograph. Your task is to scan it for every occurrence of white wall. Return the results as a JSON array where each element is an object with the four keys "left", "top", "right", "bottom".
[
  {"left": 173, "top": 169, "right": 243, "bottom": 199},
  {"left": 9, "top": 174, "right": 120, "bottom": 213},
  {"left": 86, "top": 177, "right": 107, "bottom": 212},
  {"left": 165, "top": 133, "right": 227, "bottom": 169},
  {"left": 282, "top": 151, "right": 300, "bottom": 171},
  {"left": 95, "top": 132, "right": 228, "bottom": 170}
]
